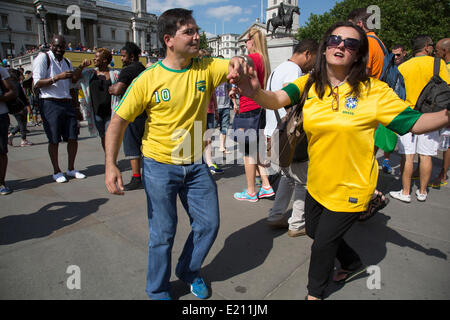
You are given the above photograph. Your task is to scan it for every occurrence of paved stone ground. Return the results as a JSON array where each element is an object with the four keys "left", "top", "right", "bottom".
[{"left": 1, "top": 120, "right": 449, "bottom": 301}]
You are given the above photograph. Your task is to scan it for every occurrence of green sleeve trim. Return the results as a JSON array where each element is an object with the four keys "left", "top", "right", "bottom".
[
  {"left": 386, "top": 107, "right": 422, "bottom": 135},
  {"left": 281, "top": 83, "right": 301, "bottom": 106}
]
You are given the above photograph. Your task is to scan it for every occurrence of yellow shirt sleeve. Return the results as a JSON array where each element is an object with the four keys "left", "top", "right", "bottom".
[
  {"left": 373, "top": 79, "right": 410, "bottom": 126},
  {"left": 210, "top": 58, "right": 230, "bottom": 89},
  {"left": 114, "top": 70, "right": 151, "bottom": 122},
  {"left": 282, "top": 74, "right": 310, "bottom": 105}
]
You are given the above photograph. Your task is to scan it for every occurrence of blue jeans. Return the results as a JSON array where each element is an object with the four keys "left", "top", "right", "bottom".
[{"left": 142, "top": 157, "right": 220, "bottom": 299}]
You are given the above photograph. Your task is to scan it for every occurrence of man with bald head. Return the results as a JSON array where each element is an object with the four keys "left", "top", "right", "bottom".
[
  {"left": 429, "top": 38, "right": 450, "bottom": 188},
  {"left": 436, "top": 38, "right": 450, "bottom": 66},
  {"left": 33, "top": 35, "right": 86, "bottom": 183}
]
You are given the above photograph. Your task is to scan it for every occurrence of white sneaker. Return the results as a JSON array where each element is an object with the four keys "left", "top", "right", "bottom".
[
  {"left": 66, "top": 170, "right": 86, "bottom": 179},
  {"left": 389, "top": 190, "right": 411, "bottom": 203},
  {"left": 415, "top": 189, "right": 427, "bottom": 202},
  {"left": 53, "top": 172, "right": 68, "bottom": 183}
]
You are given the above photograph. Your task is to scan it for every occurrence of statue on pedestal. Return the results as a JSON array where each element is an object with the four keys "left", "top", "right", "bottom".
[{"left": 267, "top": 5, "right": 300, "bottom": 36}]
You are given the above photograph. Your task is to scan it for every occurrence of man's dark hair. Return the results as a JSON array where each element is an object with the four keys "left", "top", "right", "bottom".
[
  {"left": 158, "top": 8, "right": 194, "bottom": 50},
  {"left": 7, "top": 68, "right": 22, "bottom": 81},
  {"left": 347, "top": 7, "right": 372, "bottom": 31},
  {"left": 412, "top": 35, "right": 432, "bottom": 56},
  {"left": 392, "top": 44, "right": 406, "bottom": 51},
  {"left": 121, "top": 42, "right": 141, "bottom": 60},
  {"left": 293, "top": 39, "right": 319, "bottom": 55}
]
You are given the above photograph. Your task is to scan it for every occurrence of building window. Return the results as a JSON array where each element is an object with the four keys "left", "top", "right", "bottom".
[
  {"left": 97, "top": 25, "right": 101, "bottom": 38},
  {"left": 111, "top": 29, "right": 116, "bottom": 40},
  {"left": 26, "top": 18, "right": 32, "bottom": 31},
  {"left": 126, "top": 31, "right": 130, "bottom": 42},
  {"left": 274, "top": 0, "right": 277, "bottom": 5},
  {"left": 1, "top": 15, "right": 7, "bottom": 27}
]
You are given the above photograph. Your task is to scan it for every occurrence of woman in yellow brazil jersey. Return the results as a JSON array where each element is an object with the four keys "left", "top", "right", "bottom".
[{"left": 228, "top": 21, "right": 450, "bottom": 300}]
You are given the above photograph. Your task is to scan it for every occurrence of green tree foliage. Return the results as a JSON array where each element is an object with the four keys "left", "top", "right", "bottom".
[
  {"left": 295, "top": 0, "right": 449, "bottom": 52},
  {"left": 200, "top": 31, "right": 209, "bottom": 51}
]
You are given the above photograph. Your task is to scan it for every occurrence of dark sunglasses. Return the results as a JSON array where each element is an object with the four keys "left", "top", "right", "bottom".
[
  {"left": 394, "top": 53, "right": 401, "bottom": 57},
  {"left": 326, "top": 35, "right": 360, "bottom": 51},
  {"left": 245, "top": 37, "right": 252, "bottom": 43}
]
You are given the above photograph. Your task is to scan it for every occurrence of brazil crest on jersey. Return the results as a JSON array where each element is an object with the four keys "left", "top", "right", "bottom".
[{"left": 114, "top": 57, "right": 229, "bottom": 165}]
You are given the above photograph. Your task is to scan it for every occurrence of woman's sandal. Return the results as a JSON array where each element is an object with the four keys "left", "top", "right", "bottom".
[
  {"left": 358, "top": 191, "right": 389, "bottom": 222},
  {"left": 333, "top": 266, "right": 368, "bottom": 284}
]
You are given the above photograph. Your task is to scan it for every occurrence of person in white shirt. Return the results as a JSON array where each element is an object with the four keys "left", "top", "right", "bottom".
[
  {"left": 33, "top": 35, "right": 86, "bottom": 183},
  {"left": 265, "top": 39, "right": 318, "bottom": 237},
  {"left": 0, "top": 66, "right": 17, "bottom": 195}
]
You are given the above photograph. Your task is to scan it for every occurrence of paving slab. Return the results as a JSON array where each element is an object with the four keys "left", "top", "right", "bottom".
[{"left": 1, "top": 121, "right": 449, "bottom": 301}]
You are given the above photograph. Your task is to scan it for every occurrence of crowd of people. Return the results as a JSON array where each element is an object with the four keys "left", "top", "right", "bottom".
[{"left": 0, "top": 6, "right": 449, "bottom": 301}]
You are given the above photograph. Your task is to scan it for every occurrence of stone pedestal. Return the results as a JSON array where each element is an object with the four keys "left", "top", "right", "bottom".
[{"left": 266, "top": 35, "right": 298, "bottom": 71}]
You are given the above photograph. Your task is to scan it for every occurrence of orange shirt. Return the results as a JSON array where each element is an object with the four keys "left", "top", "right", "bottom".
[{"left": 366, "top": 32, "right": 385, "bottom": 79}]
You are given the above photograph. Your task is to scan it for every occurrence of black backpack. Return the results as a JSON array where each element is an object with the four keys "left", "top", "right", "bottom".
[
  {"left": 367, "top": 35, "right": 406, "bottom": 100},
  {"left": 415, "top": 57, "right": 450, "bottom": 113}
]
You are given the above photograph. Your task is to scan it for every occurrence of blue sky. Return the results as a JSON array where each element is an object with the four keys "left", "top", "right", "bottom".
[{"left": 109, "top": 0, "right": 339, "bottom": 37}]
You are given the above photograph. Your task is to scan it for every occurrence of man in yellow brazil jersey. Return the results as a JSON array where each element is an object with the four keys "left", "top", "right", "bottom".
[{"left": 104, "top": 8, "right": 249, "bottom": 300}]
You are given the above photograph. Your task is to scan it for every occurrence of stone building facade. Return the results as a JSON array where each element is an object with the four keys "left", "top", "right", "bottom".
[
  {"left": 207, "top": 33, "right": 240, "bottom": 58},
  {"left": 0, "top": 0, "right": 159, "bottom": 59}
]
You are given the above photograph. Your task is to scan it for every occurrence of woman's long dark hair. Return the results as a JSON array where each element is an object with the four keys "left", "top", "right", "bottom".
[{"left": 309, "top": 21, "right": 370, "bottom": 99}]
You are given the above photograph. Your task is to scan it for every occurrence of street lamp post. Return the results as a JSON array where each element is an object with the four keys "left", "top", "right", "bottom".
[
  {"left": 6, "top": 25, "right": 12, "bottom": 58},
  {"left": 36, "top": 4, "right": 48, "bottom": 46}
]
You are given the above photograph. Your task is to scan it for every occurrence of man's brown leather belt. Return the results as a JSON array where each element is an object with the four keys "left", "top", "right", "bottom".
[{"left": 42, "top": 97, "right": 72, "bottom": 103}]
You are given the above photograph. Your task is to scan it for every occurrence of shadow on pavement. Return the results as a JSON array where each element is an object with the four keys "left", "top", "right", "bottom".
[
  {"left": 324, "top": 212, "right": 447, "bottom": 298},
  {"left": 8, "top": 159, "right": 131, "bottom": 193},
  {"left": 0, "top": 198, "right": 108, "bottom": 245},
  {"left": 170, "top": 218, "right": 286, "bottom": 299}
]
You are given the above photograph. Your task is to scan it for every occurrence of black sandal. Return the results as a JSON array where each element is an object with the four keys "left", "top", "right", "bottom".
[
  {"left": 358, "top": 192, "right": 389, "bottom": 222},
  {"left": 333, "top": 266, "right": 368, "bottom": 284}
]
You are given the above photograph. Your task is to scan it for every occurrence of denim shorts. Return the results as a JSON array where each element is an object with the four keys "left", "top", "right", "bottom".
[
  {"left": 0, "top": 113, "right": 10, "bottom": 155},
  {"left": 123, "top": 112, "right": 147, "bottom": 158},
  {"left": 40, "top": 99, "right": 78, "bottom": 144},
  {"left": 206, "top": 113, "right": 215, "bottom": 129},
  {"left": 218, "top": 107, "right": 230, "bottom": 135},
  {"left": 94, "top": 114, "right": 111, "bottom": 138}
]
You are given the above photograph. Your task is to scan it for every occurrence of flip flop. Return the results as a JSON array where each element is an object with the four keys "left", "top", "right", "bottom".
[
  {"left": 333, "top": 266, "right": 368, "bottom": 284},
  {"left": 428, "top": 180, "right": 447, "bottom": 188}
]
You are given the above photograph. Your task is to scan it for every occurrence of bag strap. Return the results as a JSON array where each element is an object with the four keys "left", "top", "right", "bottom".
[
  {"left": 267, "top": 70, "right": 283, "bottom": 123},
  {"left": 433, "top": 56, "right": 441, "bottom": 77},
  {"left": 367, "top": 35, "right": 388, "bottom": 56},
  {"left": 45, "top": 52, "right": 71, "bottom": 71},
  {"left": 296, "top": 76, "right": 313, "bottom": 113}
]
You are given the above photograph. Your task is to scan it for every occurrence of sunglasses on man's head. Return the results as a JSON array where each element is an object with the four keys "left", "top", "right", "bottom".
[{"left": 326, "top": 35, "right": 360, "bottom": 51}]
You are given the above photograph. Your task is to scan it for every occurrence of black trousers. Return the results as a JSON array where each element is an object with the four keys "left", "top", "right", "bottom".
[
  {"left": 11, "top": 112, "right": 27, "bottom": 140},
  {"left": 305, "top": 191, "right": 363, "bottom": 299}
]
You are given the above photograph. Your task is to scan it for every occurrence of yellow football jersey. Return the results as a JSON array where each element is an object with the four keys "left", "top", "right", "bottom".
[
  {"left": 282, "top": 75, "right": 421, "bottom": 212},
  {"left": 114, "top": 58, "right": 229, "bottom": 165},
  {"left": 398, "top": 55, "right": 450, "bottom": 108}
]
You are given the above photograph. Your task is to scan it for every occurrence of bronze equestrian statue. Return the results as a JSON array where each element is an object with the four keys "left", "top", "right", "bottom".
[{"left": 267, "top": 6, "right": 300, "bottom": 36}]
